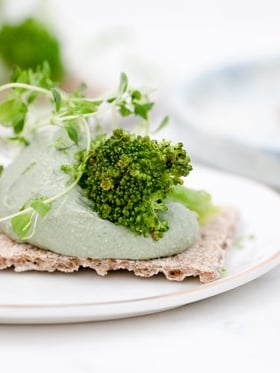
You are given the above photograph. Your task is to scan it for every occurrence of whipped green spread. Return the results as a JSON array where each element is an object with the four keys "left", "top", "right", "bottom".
[{"left": 0, "top": 128, "right": 199, "bottom": 260}]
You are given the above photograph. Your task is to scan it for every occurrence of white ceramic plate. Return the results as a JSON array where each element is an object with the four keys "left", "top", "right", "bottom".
[{"left": 0, "top": 165, "right": 279, "bottom": 324}]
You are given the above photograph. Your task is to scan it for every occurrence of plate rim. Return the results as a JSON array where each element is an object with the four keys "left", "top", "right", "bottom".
[{"left": 0, "top": 249, "right": 279, "bottom": 310}]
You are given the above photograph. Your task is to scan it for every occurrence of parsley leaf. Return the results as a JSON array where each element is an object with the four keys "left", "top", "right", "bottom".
[
  {"left": 131, "top": 90, "right": 141, "bottom": 100},
  {"left": 12, "top": 102, "right": 28, "bottom": 133},
  {"left": 11, "top": 211, "right": 33, "bottom": 240},
  {"left": 64, "top": 121, "right": 79, "bottom": 145},
  {"left": 31, "top": 199, "right": 51, "bottom": 217},
  {"left": 119, "top": 103, "right": 132, "bottom": 116},
  {"left": 70, "top": 100, "right": 102, "bottom": 115},
  {"left": 134, "top": 102, "right": 154, "bottom": 120},
  {"left": 11, "top": 62, "right": 53, "bottom": 89},
  {"left": 0, "top": 100, "right": 16, "bottom": 124},
  {"left": 51, "top": 88, "right": 62, "bottom": 112},
  {"left": 118, "top": 72, "right": 128, "bottom": 94},
  {"left": 0, "top": 99, "right": 27, "bottom": 133}
]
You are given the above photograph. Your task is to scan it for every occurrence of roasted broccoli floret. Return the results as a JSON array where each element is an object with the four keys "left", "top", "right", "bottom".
[{"left": 79, "top": 129, "right": 192, "bottom": 240}]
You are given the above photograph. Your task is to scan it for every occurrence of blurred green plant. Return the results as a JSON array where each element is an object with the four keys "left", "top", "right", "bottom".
[{"left": 0, "top": 17, "right": 64, "bottom": 81}]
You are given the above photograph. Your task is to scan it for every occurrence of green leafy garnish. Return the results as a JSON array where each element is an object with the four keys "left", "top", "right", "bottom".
[
  {"left": 118, "top": 102, "right": 132, "bottom": 116},
  {"left": 118, "top": 72, "right": 128, "bottom": 94},
  {"left": 134, "top": 102, "right": 154, "bottom": 120},
  {"left": 30, "top": 199, "right": 52, "bottom": 218},
  {"left": 0, "top": 18, "right": 64, "bottom": 81},
  {"left": 51, "top": 88, "right": 62, "bottom": 112},
  {"left": 0, "top": 65, "right": 217, "bottom": 241},
  {"left": 64, "top": 121, "right": 79, "bottom": 145},
  {"left": 168, "top": 185, "right": 220, "bottom": 224},
  {"left": 11, "top": 61, "right": 54, "bottom": 89},
  {"left": 0, "top": 68, "right": 160, "bottom": 143},
  {"left": 11, "top": 211, "right": 33, "bottom": 240},
  {"left": 0, "top": 100, "right": 27, "bottom": 133}
]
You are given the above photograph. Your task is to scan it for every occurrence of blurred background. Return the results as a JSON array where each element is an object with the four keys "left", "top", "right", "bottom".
[
  {"left": 1, "top": 0, "right": 280, "bottom": 89},
  {"left": 1, "top": 0, "right": 280, "bottom": 187}
]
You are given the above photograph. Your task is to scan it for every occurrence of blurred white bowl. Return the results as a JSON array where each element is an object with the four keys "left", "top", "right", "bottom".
[{"left": 171, "top": 58, "right": 280, "bottom": 189}]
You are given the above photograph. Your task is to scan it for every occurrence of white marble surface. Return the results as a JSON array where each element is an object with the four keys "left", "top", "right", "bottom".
[{"left": 0, "top": 266, "right": 279, "bottom": 372}]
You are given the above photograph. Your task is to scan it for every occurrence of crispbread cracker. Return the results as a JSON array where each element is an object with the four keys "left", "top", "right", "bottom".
[{"left": 0, "top": 207, "right": 238, "bottom": 283}]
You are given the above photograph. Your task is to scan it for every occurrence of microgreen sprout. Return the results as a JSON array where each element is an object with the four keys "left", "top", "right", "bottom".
[
  {"left": 0, "top": 64, "right": 159, "bottom": 239},
  {"left": 0, "top": 64, "right": 217, "bottom": 241}
]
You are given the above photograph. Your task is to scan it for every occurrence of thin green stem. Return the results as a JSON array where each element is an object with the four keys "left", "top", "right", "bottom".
[
  {"left": 81, "top": 117, "right": 91, "bottom": 151},
  {"left": 0, "top": 207, "right": 33, "bottom": 223},
  {"left": 56, "top": 101, "right": 112, "bottom": 123},
  {"left": 111, "top": 105, "right": 119, "bottom": 130},
  {"left": 45, "top": 177, "right": 80, "bottom": 204},
  {"left": 45, "top": 121, "right": 91, "bottom": 204},
  {"left": 22, "top": 212, "right": 39, "bottom": 240},
  {"left": 70, "top": 97, "right": 103, "bottom": 103},
  {"left": 57, "top": 112, "right": 96, "bottom": 121},
  {"left": 0, "top": 82, "right": 53, "bottom": 98},
  {"left": 41, "top": 119, "right": 91, "bottom": 206}
]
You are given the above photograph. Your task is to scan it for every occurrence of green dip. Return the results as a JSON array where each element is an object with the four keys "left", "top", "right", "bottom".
[{"left": 0, "top": 128, "right": 199, "bottom": 259}]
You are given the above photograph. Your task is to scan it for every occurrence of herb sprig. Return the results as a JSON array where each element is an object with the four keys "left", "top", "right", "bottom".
[
  {"left": 0, "top": 63, "right": 164, "bottom": 239},
  {"left": 0, "top": 64, "right": 159, "bottom": 143},
  {"left": 0, "top": 18, "right": 64, "bottom": 81}
]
